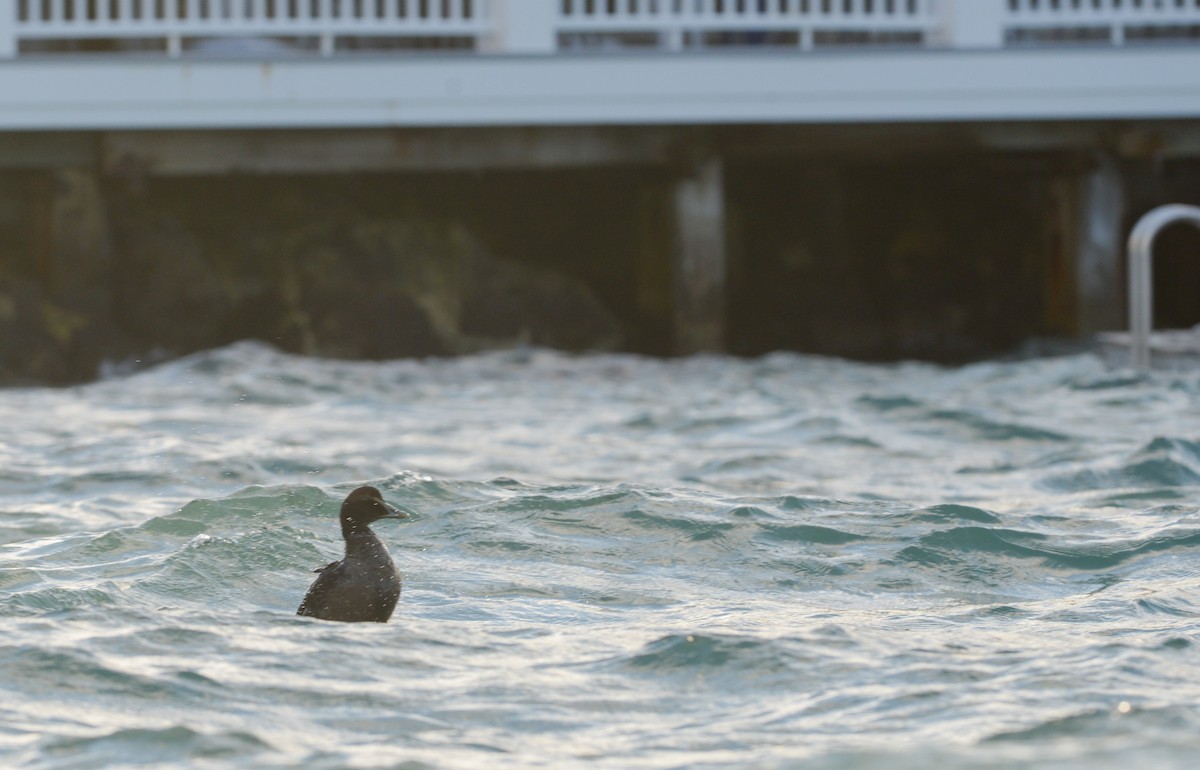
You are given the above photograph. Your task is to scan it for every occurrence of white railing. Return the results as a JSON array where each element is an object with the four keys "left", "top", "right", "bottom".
[
  {"left": 556, "top": 0, "right": 937, "bottom": 52},
  {"left": 8, "top": 0, "right": 492, "bottom": 57},
  {"left": 1005, "top": 0, "right": 1200, "bottom": 47},
  {"left": 2, "top": 0, "right": 1199, "bottom": 58}
]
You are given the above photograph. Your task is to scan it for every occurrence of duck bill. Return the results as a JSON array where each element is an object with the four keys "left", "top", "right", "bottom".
[{"left": 381, "top": 504, "right": 412, "bottom": 520}]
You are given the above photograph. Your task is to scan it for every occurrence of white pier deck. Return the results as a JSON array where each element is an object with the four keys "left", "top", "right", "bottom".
[{"left": 1, "top": 0, "right": 1199, "bottom": 130}]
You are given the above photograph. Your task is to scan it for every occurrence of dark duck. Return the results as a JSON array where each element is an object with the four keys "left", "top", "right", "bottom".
[{"left": 297, "top": 486, "right": 408, "bottom": 623}]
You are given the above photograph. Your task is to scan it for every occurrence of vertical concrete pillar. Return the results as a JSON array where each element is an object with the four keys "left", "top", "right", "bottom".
[
  {"left": 18, "top": 167, "right": 117, "bottom": 380},
  {"left": 36, "top": 168, "right": 114, "bottom": 310},
  {"left": 1043, "top": 176, "right": 1079, "bottom": 336},
  {"left": 1074, "top": 153, "right": 1126, "bottom": 333},
  {"left": 672, "top": 156, "right": 727, "bottom": 355},
  {"left": 480, "top": 0, "right": 557, "bottom": 54},
  {"left": 932, "top": 0, "right": 1006, "bottom": 49},
  {"left": 0, "top": 2, "right": 16, "bottom": 59},
  {"left": 636, "top": 184, "right": 672, "bottom": 324},
  {"left": 1045, "top": 153, "right": 1126, "bottom": 335}
]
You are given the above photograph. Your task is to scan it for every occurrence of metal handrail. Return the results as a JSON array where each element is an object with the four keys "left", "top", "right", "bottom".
[{"left": 1127, "top": 203, "right": 1200, "bottom": 369}]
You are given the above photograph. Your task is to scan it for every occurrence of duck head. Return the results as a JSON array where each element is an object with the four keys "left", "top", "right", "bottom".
[{"left": 339, "top": 485, "right": 409, "bottom": 537}]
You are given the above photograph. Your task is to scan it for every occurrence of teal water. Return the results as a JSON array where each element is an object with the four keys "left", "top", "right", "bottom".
[{"left": 2, "top": 342, "right": 1200, "bottom": 769}]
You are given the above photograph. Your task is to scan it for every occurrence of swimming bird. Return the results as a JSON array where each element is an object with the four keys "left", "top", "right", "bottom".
[{"left": 297, "top": 486, "right": 408, "bottom": 623}]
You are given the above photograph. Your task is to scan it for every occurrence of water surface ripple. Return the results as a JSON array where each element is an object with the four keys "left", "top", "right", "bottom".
[{"left": 2, "top": 343, "right": 1200, "bottom": 769}]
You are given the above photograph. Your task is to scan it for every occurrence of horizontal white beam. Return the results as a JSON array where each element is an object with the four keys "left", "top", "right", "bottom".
[{"left": 1, "top": 47, "right": 1199, "bottom": 131}]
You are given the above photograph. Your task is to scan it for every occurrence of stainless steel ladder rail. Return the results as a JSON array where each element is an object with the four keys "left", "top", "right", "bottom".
[{"left": 1127, "top": 203, "right": 1200, "bottom": 369}]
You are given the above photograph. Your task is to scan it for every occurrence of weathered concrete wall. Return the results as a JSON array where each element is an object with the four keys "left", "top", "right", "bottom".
[
  {"left": 726, "top": 155, "right": 1050, "bottom": 360},
  {"left": 3, "top": 123, "right": 1200, "bottom": 383},
  {"left": 1, "top": 170, "right": 627, "bottom": 382}
]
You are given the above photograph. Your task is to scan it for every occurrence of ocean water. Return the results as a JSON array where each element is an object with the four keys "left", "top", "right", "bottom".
[{"left": 2, "top": 341, "right": 1200, "bottom": 770}]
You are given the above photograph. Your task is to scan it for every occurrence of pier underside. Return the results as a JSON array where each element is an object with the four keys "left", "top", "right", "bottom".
[{"left": 2, "top": 122, "right": 1199, "bottom": 381}]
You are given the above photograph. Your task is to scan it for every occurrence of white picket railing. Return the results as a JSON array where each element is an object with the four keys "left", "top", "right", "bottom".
[
  {"left": 2, "top": 0, "right": 1199, "bottom": 57},
  {"left": 8, "top": 0, "right": 493, "bottom": 56},
  {"left": 1005, "top": 0, "right": 1200, "bottom": 47},
  {"left": 556, "top": 0, "right": 938, "bottom": 52}
]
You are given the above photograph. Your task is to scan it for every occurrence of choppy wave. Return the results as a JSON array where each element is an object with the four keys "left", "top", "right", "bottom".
[{"left": 3, "top": 344, "right": 1200, "bottom": 768}]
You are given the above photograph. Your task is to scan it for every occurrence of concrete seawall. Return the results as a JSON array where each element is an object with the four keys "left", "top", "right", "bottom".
[{"left": 2, "top": 123, "right": 1199, "bottom": 383}]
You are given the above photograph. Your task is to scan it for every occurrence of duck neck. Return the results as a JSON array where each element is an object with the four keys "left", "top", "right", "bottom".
[{"left": 341, "top": 518, "right": 381, "bottom": 550}]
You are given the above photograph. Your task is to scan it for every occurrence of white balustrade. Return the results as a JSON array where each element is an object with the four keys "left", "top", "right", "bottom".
[
  {"left": 556, "top": 0, "right": 939, "bottom": 51},
  {"left": 2, "top": 0, "right": 1199, "bottom": 57},
  {"left": 8, "top": 0, "right": 494, "bottom": 56},
  {"left": 1004, "top": 0, "right": 1200, "bottom": 47}
]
